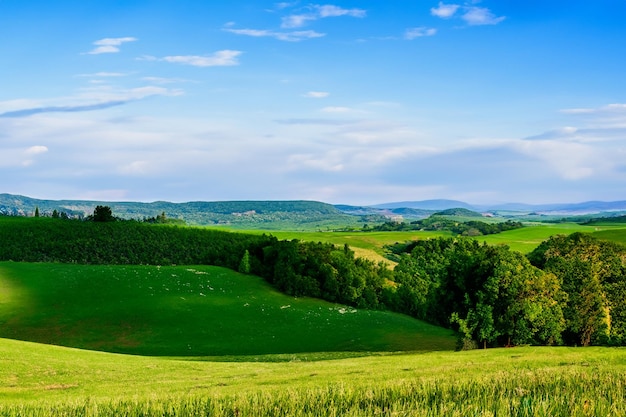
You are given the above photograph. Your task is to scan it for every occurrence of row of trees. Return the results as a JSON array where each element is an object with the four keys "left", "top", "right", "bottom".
[{"left": 369, "top": 217, "right": 523, "bottom": 236}]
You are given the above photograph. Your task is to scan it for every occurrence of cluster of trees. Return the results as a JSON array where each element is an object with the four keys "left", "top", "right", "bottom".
[
  {"left": 249, "top": 239, "right": 392, "bottom": 309},
  {"left": 369, "top": 216, "right": 523, "bottom": 236},
  {"left": 528, "top": 233, "right": 626, "bottom": 346},
  {"left": 389, "top": 238, "right": 565, "bottom": 349},
  {"left": 388, "top": 233, "right": 626, "bottom": 348}
]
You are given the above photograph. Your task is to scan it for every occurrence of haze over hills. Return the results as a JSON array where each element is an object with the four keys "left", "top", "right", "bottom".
[
  {"left": 370, "top": 199, "right": 626, "bottom": 215},
  {"left": 2, "top": 193, "right": 626, "bottom": 226},
  {"left": 371, "top": 199, "right": 475, "bottom": 211}
]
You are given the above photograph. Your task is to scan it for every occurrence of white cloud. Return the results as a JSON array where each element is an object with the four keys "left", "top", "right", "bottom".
[
  {"left": 0, "top": 86, "right": 182, "bottom": 118},
  {"left": 281, "top": 14, "right": 316, "bottom": 28},
  {"left": 430, "top": 4, "right": 505, "bottom": 27},
  {"left": 405, "top": 27, "right": 437, "bottom": 39},
  {"left": 281, "top": 4, "right": 366, "bottom": 28},
  {"left": 303, "top": 91, "right": 330, "bottom": 98},
  {"left": 0, "top": 145, "right": 49, "bottom": 168},
  {"left": 161, "top": 50, "right": 242, "bottom": 67},
  {"left": 562, "top": 103, "right": 626, "bottom": 116},
  {"left": 78, "top": 72, "right": 128, "bottom": 78},
  {"left": 430, "top": 2, "right": 460, "bottom": 18},
  {"left": 86, "top": 37, "right": 137, "bottom": 54},
  {"left": 315, "top": 5, "right": 366, "bottom": 18},
  {"left": 142, "top": 76, "right": 193, "bottom": 85},
  {"left": 224, "top": 27, "right": 325, "bottom": 42},
  {"left": 321, "top": 106, "right": 353, "bottom": 113},
  {"left": 274, "top": 2, "right": 298, "bottom": 10},
  {"left": 462, "top": 7, "right": 506, "bottom": 26},
  {"left": 25, "top": 145, "right": 48, "bottom": 155}
]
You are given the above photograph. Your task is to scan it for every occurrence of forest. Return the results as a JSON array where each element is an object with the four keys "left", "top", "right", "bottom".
[
  {"left": 1, "top": 211, "right": 625, "bottom": 348},
  {"left": 367, "top": 216, "right": 523, "bottom": 236}
]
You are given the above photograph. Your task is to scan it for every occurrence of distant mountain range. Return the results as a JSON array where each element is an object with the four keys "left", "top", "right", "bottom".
[
  {"left": 2, "top": 193, "right": 626, "bottom": 227},
  {"left": 368, "top": 199, "right": 626, "bottom": 215}
]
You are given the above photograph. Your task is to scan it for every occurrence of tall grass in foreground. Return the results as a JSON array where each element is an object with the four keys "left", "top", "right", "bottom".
[{"left": 2, "top": 369, "right": 624, "bottom": 416}]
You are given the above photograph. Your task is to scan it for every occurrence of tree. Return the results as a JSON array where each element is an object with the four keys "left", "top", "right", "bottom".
[
  {"left": 91, "top": 205, "right": 116, "bottom": 222},
  {"left": 238, "top": 249, "right": 251, "bottom": 274},
  {"left": 34, "top": 206, "right": 40, "bottom": 217}
]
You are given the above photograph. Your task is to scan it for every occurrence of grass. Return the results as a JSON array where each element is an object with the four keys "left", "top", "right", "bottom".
[
  {"left": 1, "top": 338, "right": 625, "bottom": 415},
  {"left": 0, "top": 262, "right": 456, "bottom": 356},
  {"left": 592, "top": 228, "right": 626, "bottom": 246},
  {"left": 237, "top": 222, "right": 624, "bottom": 263},
  {"left": 3, "top": 222, "right": 626, "bottom": 415}
]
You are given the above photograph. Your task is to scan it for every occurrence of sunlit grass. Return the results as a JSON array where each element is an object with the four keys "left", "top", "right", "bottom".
[
  {"left": 0, "top": 262, "right": 455, "bottom": 356},
  {"left": 230, "top": 223, "right": 623, "bottom": 264},
  {"left": 1, "top": 338, "right": 624, "bottom": 416}
]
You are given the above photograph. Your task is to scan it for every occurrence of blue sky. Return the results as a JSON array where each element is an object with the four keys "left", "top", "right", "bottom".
[{"left": 1, "top": 1, "right": 626, "bottom": 205}]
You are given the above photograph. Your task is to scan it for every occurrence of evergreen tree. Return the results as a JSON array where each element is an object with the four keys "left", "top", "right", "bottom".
[{"left": 238, "top": 249, "right": 251, "bottom": 274}]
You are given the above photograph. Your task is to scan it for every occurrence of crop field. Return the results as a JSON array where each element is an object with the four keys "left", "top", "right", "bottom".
[
  {"left": 0, "top": 262, "right": 455, "bottom": 356},
  {"left": 1, "top": 338, "right": 625, "bottom": 416}
]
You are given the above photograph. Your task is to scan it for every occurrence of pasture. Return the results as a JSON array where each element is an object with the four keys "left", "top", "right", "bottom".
[
  {"left": 0, "top": 262, "right": 455, "bottom": 356},
  {"left": 1, "top": 338, "right": 624, "bottom": 416},
  {"left": 241, "top": 222, "right": 625, "bottom": 264}
]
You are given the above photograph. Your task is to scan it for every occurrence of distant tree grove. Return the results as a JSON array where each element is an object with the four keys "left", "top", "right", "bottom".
[{"left": 0, "top": 212, "right": 624, "bottom": 348}]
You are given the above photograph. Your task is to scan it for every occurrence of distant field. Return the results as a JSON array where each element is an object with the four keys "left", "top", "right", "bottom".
[
  {"left": 592, "top": 228, "right": 626, "bottom": 246},
  {"left": 1, "top": 338, "right": 625, "bottom": 415},
  {"left": 237, "top": 223, "right": 625, "bottom": 261},
  {"left": 0, "top": 262, "right": 455, "bottom": 356},
  {"left": 239, "top": 229, "right": 450, "bottom": 266}
]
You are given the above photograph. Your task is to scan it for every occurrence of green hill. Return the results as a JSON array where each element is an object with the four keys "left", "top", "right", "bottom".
[
  {"left": 0, "top": 262, "right": 456, "bottom": 356},
  {"left": 0, "top": 193, "right": 362, "bottom": 229},
  {"left": 434, "top": 207, "right": 483, "bottom": 217}
]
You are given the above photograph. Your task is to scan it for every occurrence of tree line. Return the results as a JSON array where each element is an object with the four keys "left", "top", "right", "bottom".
[{"left": 366, "top": 216, "right": 523, "bottom": 236}]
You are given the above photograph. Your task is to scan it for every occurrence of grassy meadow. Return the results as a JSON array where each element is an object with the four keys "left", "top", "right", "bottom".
[
  {"left": 0, "top": 262, "right": 455, "bottom": 356},
  {"left": 1, "top": 338, "right": 625, "bottom": 416}
]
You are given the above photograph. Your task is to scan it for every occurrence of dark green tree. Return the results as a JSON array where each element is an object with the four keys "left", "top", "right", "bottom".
[{"left": 91, "top": 205, "right": 115, "bottom": 222}]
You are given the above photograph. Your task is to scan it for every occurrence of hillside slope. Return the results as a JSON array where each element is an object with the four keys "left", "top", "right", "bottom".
[{"left": 0, "top": 262, "right": 456, "bottom": 356}]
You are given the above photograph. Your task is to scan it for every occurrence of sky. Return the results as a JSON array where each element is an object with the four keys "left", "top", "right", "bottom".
[{"left": 1, "top": 1, "right": 626, "bottom": 206}]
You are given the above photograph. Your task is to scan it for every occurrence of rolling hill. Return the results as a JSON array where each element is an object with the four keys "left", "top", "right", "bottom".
[
  {"left": 0, "top": 193, "right": 363, "bottom": 229},
  {"left": 0, "top": 262, "right": 456, "bottom": 356}
]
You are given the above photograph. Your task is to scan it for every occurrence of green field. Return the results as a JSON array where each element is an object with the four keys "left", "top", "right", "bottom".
[
  {"left": 3, "top": 221, "right": 626, "bottom": 415},
  {"left": 0, "top": 262, "right": 455, "bottom": 356},
  {"left": 1, "top": 337, "right": 625, "bottom": 416},
  {"left": 240, "top": 222, "right": 626, "bottom": 263}
]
